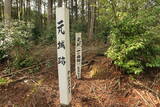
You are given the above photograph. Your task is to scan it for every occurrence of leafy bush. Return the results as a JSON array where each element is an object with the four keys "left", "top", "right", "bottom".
[
  {"left": 106, "top": 6, "right": 160, "bottom": 74},
  {"left": 0, "top": 20, "right": 35, "bottom": 69},
  {"left": 0, "top": 23, "right": 8, "bottom": 61}
]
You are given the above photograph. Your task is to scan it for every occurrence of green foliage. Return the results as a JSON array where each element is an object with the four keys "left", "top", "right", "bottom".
[
  {"left": 0, "top": 20, "right": 36, "bottom": 69},
  {"left": 0, "top": 78, "right": 8, "bottom": 85},
  {"left": 41, "top": 22, "right": 57, "bottom": 44},
  {"left": 0, "top": 23, "right": 8, "bottom": 61},
  {"left": 106, "top": 6, "right": 160, "bottom": 74}
]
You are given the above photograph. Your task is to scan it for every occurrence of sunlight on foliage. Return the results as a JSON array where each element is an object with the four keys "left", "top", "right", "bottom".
[
  {"left": 0, "top": 20, "right": 36, "bottom": 68},
  {"left": 100, "top": 1, "right": 160, "bottom": 74}
]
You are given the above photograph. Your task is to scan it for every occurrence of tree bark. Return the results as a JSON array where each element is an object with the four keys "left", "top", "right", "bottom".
[
  {"left": 37, "top": 0, "right": 42, "bottom": 31},
  {"left": 81, "top": 0, "right": 85, "bottom": 21},
  {"left": 26, "top": 0, "right": 31, "bottom": 21},
  {"left": 88, "top": 0, "right": 96, "bottom": 40},
  {"left": 4, "top": 0, "right": 12, "bottom": 26},
  {"left": 58, "top": 0, "right": 62, "bottom": 7},
  {"left": 15, "top": 0, "right": 18, "bottom": 19},
  {"left": 47, "top": 0, "right": 53, "bottom": 25},
  {"left": 71, "top": 0, "right": 73, "bottom": 20},
  {"left": 0, "top": 1, "right": 2, "bottom": 20},
  {"left": 74, "top": 0, "right": 78, "bottom": 20},
  {"left": 19, "top": 0, "right": 23, "bottom": 20},
  {"left": 64, "top": 0, "right": 67, "bottom": 7}
]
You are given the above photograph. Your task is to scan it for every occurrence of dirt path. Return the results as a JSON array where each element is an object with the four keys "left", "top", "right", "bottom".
[{"left": 0, "top": 44, "right": 160, "bottom": 107}]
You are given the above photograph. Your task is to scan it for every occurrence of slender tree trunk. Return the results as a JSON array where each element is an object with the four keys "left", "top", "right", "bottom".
[
  {"left": 15, "top": 0, "right": 18, "bottom": 19},
  {"left": 23, "top": 0, "right": 26, "bottom": 19},
  {"left": 47, "top": 0, "right": 53, "bottom": 25},
  {"left": 26, "top": 0, "right": 31, "bottom": 21},
  {"left": 53, "top": 0, "right": 56, "bottom": 19},
  {"left": 88, "top": 0, "right": 96, "bottom": 40},
  {"left": 4, "top": 0, "right": 12, "bottom": 26},
  {"left": 74, "top": 0, "right": 78, "bottom": 20},
  {"left": 87, "top": 0, "right": 91, "bottom": 38},
  {"left": 18, "top": 0, "right": 23, "bottom": 20},
  {"left": 64, "top": 0, "right": 67, "bottom": 7},
  {"left": 58, "top": 0, "right": 62, "bottom": 7},
  {"left": 81, "top": 0, "right": 85, "bottom": 21},
  {"left": 0, "top": 1, "right": 2, "bottom": 21},
  {"left": 37, "top": 0, "right": 42, "bottom": 31},
  {"left": 43, "top": 2, "right": 46, "bottom": 26},
  {"left": 1, "top": 0, "right": 4, "bottom": 21},
  {"left": 71, "top": 0, "right": 73, "bottom": 20}
]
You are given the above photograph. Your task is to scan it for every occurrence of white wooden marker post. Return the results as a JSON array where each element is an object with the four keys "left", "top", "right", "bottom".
[
  {"left": 56, "top": 7, "right": 71, "bottom": 107},
  {"left": 75, "top": 33, "right": 82, "bottom": 79}
]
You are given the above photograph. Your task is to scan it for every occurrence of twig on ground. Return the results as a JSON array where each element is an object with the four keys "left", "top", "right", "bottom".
[
  {"left": 131, "top": 80, "right": 160, "bottom": 98},
  {"left": 134, "top": 100, "right": 141, "bottom": 107},
  {"left": 92, "top": 85, "right": 105, "bottom": 107},
  {"left": 134, "top": 89, "right": 151, "bottom": 106},
  {"left": 0, "top": 59, "right": 55, "bottom": 78},
  {"left": 91, "top": 83, "right": 103, "bottom": 91},
  {"left": 146, "top": 92, "right": 156, "bottom": 107}
]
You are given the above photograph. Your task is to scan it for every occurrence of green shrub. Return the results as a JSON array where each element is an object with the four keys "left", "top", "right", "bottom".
[
  {"left": 106, "top": 6, "right": 160, "bottom": 74},
  {"left": 0, "top": 20, "right": 36, "bottom": 69},
  {"left": 41, "top": 22, "right": 56, "bottom": 44},
  {"left": 0, "top": 22, "right": 8, "bottom": 61}
]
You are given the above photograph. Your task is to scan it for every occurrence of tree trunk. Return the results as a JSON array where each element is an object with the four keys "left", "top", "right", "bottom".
[
  {"left": 58, "top": 0, "right": 62, "bottom": 7},
  {"left": 4, "top": 0, "right": 12, "bottom": 26},
  {"left": 64, "top": 0, "right": 67, "bottom": 7},
  {"left": 74, "top": 0, "right": 78, "bottom": 20},
  {"left": 19, "top": 0, "right": 23, "bottom": 20},
  {"left": 26, "top": 0, "right": 31, "bottom": 21},
  {"left": 47, "top": 0, "right": 53, "bottom": 25},
  {"left": 23, "top": 0, "right": 26, "bottom": 20},
  {"left": 71, "top": 0, "right": 73, "bottom": 20},
  {"left": 37, "top": 0, "right": 42, "bottom": 31},
  {"left": 15, "top": 0, "right": 18, "bottom": 19},
  {"left": 88, "top": 0, "right": 96, "bottom": 40},
  {"left": 0, "top": 1, "right": 2, "bottom": 21},
  {"left": 81, "top": 0, "right": 85, "bottom": 21},
  {"left": 53, "top": 0, "right": 56, "bottom": 19},
  {"left": 1, "top": 0, "right": 4, "bottom": 20}
]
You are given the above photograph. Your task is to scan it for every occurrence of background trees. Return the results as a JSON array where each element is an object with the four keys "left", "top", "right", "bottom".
[
  {"left": 0, "top": 0, "right": 160, "bottom": 74},
  {"left": 4, "top": 0, "right": 11, "bottom": 26}
]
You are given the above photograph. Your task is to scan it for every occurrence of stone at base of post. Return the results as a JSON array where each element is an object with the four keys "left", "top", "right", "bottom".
[{"left": 60, "top": 103, "right": 71, "bottom": 107}]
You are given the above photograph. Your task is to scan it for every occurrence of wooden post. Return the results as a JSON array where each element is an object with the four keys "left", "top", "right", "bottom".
[
  {"left": 75, "top": 33, "right": 82, "bottom": 79},
  {"left": 56, "top": 7, "right": 71, "bottom": 106}
]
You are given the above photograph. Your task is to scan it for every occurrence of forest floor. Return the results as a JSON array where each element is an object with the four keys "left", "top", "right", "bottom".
[{"left": 0, "top": 43, "right": 160, "bottom": 107}]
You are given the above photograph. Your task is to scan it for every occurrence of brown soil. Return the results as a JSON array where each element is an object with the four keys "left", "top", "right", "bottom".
[{"left": 0, "top": 44, "right": 160, "bottom": 107}]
